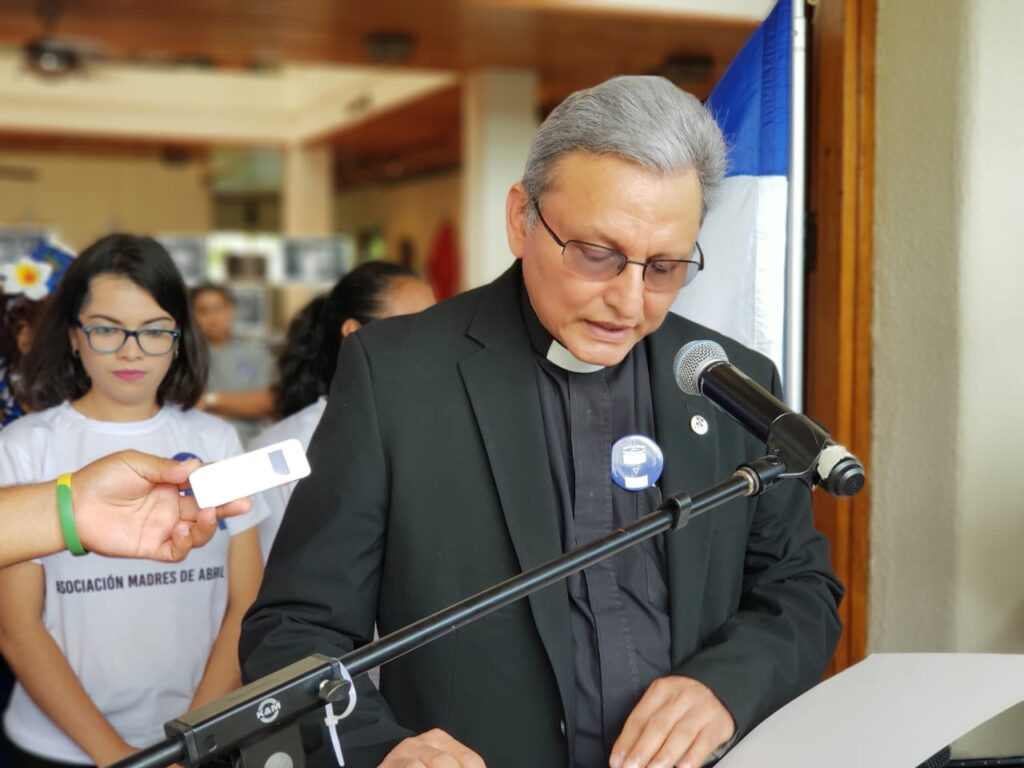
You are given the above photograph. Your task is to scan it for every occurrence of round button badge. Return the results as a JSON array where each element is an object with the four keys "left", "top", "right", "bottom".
[{"left": 610, "top": 435, "right": 664, "bottom": 491}]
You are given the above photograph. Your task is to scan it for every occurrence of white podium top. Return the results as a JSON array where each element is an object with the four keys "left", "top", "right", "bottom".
[{"left": 718, "top": 653, "right": 1024, "bottom": 768}]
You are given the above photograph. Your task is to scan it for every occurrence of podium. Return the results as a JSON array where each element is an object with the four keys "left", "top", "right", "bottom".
[{"left": 717, "top": 653, "right": 1024, "bottom": 767}]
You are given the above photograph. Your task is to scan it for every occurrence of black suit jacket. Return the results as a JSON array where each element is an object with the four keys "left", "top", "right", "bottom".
[{"left": 240, "top": 263, "right": 843, "bottom": 767}]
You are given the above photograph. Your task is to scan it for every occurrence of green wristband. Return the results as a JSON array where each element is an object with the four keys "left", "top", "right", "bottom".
[{"left": 56, "top": 473, "right": 88, "bottom": 556}]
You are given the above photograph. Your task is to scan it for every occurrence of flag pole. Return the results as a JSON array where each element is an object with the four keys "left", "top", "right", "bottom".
[{"left": 784, "top": 0, "right": 808, "bottom": 411}]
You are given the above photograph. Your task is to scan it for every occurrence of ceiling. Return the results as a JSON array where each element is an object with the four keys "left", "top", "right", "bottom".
[{"left": 0, "top": 0, "right": 765, "bottom": 187}]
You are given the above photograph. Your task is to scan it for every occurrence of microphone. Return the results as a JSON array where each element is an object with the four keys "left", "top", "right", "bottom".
[{"left": 673, "top": 340, "right": 865, "bottom": 497}]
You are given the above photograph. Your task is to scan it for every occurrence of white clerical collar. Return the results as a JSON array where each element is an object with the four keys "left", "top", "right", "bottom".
[{"left": 545, "top": 339, "right": 605, "bottom": 374}]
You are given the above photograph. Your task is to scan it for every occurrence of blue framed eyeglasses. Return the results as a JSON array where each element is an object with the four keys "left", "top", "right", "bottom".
[{"left": 74, "top": 320, "right": 181, "bottom": 356}]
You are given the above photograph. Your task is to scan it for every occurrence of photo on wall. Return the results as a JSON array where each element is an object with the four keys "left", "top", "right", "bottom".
[
  {"left": 226, "top": 252, "right": 268, "bottom": 282},
  {"left": 205, "top": 233, "right": 284, "bottom": 283},
  {"left": 157, "top": 236, "right": 208, "bottom": 285},
  {"left": 283, "top": 236, "right": 351, "bottom": 284}
]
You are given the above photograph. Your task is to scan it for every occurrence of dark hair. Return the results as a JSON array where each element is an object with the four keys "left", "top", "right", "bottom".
[
  {"left": 0, "top": 295, "right": 50, "bottom": 367},
  {"left": 190, "top": 282, "right": 234, "bottom": 306},
  {"left": 273, "top": 296, "right": 327, "bottom": 419},
  {"left": 1, "top": 295, "right": 51, "bottom": 422},
  {"left": 274, "top": 261, "right": 418, "bottom": 418},
  {"left": 20, "top": 233, "right": 209, "bottom": 411}
]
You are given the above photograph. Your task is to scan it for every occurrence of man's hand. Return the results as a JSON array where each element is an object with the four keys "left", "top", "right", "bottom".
[
  {"left": 72, "top": 450, "right": 252, "bottom": 562},
  {"left": 379, "top": 728, "right": 485, "bottom": 768},
  {"left": 610, "top": 676, "right": 735, "bottom": 768}
]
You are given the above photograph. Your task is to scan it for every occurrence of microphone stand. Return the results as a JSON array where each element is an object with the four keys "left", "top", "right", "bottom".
[{"left": 115, "top": 455, "right": 787, "bottom": 768}]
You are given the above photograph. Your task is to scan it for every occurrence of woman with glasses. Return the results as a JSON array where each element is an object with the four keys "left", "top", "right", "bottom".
[{"left": 0, "top": 234, "right": 264, "bottom": 768}]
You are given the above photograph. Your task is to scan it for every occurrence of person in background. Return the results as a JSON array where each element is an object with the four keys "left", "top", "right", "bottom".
[
  {"left": 190, "top": 283, "right": 275, "bottom": 444},
  {"left": 0, "top": 296, "right": 48, "bottom": 428},
  {"left": 0, "top": 450, "right": 252, "bottom": 568},
  {"left": 248, "top": 261, "right": 435, "bottom": 561},
  {"left": 0, "top": 234, "right": 265, "bottom": 768}
]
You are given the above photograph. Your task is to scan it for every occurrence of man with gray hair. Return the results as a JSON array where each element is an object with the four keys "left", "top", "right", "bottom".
[{"left": 241, "top": 76, "right": 842, "bottom": 768}]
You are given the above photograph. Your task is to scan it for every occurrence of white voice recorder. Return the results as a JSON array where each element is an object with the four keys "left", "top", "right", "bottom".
[{"left": 188, "top": 438, "right": 311, "bottom": 509}]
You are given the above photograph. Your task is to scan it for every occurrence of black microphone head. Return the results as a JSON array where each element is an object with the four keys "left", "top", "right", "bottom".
[{"left": 673, "top": 340, "right": 728, "bottom": 396}]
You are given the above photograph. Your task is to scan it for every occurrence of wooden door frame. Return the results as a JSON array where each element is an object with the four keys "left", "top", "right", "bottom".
[{"left": 805, "top": 0, "right": 875, "bottom": 673}]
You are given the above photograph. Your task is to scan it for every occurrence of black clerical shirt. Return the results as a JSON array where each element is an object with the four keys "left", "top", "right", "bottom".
[{"left": 521, "top": 286, "right": 672, "bottom": 767}]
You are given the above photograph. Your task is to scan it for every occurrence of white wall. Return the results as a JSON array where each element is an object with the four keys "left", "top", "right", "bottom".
[{"left": 872, "top": 0, "right": 1024, "bottom": 756}]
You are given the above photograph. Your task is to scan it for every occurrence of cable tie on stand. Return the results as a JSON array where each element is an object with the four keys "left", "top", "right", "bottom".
[{"left": 321, "top": 661, "right": 357, "bottom": 766}]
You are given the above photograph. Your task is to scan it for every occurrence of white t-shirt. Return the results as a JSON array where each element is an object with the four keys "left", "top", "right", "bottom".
[
  {"left": 0, "top": 402, "right": 266, "bottom": 763},
  {"left": 247, "top": 397, "right": 326, "bottom": 561}
]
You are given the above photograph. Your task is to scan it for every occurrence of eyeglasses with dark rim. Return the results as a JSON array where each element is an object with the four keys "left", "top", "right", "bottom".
[
  {"left": 533, "top": 200, "right": 704, "bottom": 293},
  {"left": 74, "top": 320, "right": 181, "bottom": 356}
]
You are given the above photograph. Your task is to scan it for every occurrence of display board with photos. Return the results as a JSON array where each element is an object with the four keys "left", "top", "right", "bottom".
[
  {"left": 2, "top": 227, "right": 351, "bottom": 336},
  {"left": 157, "top": 232, "right": 353, "bottom": 336}
]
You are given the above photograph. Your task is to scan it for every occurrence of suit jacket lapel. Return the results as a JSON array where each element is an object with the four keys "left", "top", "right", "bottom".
[
  {"left": 647, "top": 322, "right": 722, "bottom": 660},
  {"left": 458, "top": 264, "right": 575, "bottom": 741}
]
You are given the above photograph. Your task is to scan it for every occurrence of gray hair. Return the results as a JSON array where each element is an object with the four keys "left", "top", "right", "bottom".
[{"left": 522, "top": 75, "right": 726, "bottom": 228}]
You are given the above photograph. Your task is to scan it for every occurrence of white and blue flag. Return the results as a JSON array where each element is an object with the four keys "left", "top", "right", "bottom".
[{"left": 673, "top": 0, "right": 793, "bottom": 377}]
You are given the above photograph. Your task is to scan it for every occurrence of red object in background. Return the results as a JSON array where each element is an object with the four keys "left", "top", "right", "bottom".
[{"left": 426, "top": 220, "right": 460, "bottom": 300}]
